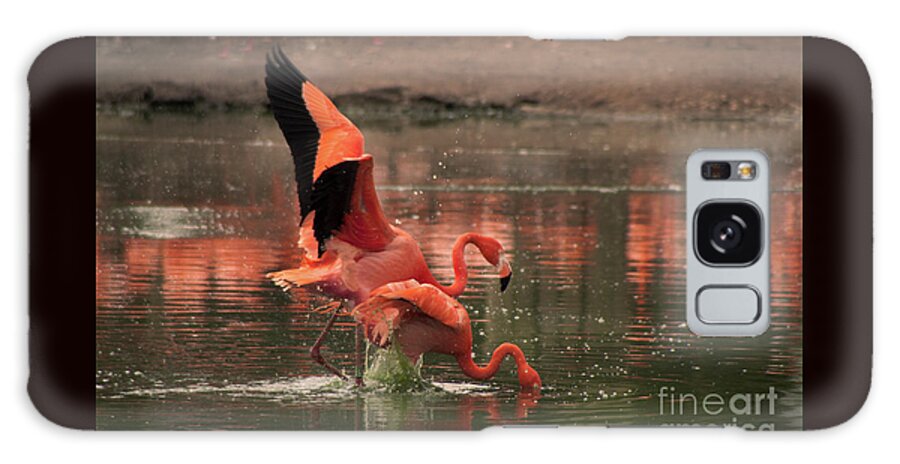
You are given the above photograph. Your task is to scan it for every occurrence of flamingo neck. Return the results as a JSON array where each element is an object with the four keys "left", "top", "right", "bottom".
[
  {"left": 455, "top": 342, "right": 530, "bottom": 383},
  {"left": 433, "top": 233, "right": 476, "bottom": 297}
]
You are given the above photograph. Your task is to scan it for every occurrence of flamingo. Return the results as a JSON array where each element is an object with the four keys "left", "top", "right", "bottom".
[
  {"left": 353, "top": 279, "right": 541, "bottom": 392},
  {"left": 263, "top": 46, "right": 513, "bottom": 380}
]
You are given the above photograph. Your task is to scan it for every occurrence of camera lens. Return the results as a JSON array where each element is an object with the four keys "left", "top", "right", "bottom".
[
  {"left": 711, "top": 218, "right": 743, "bottom": 251},
  {"left": 695, "top": 202, "right": 762, "bottom": 265}
]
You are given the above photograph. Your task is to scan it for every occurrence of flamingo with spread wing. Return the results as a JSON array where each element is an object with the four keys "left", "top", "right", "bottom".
[{"left": 264, "top": 46, "right": 513, "bottom": 381}]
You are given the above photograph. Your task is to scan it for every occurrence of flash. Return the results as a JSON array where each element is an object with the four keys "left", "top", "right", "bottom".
[{"left": 736, "top": 162, "right": 757, "bottom": 180}]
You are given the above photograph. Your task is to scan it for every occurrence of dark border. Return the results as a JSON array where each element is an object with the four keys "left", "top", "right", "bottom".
[
  {"left": 802, "top": 37, "right": 873, "bottom": 430},
  {"left": 28, "top": 37, "right": 97, "bottom": 429},
  {"left": 23, "top": 36, "right": 874, "bottom": 431}
]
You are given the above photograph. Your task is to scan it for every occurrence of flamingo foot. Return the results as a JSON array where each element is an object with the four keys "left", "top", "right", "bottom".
[{"left": 310, "top": 345, "right": 348, "bottom": 381}]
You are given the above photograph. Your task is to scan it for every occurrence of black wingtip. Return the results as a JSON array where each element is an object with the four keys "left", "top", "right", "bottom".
[
  {"left": 264, "top": 43, "right": 321, "bottom": 224},
  {"left": 266, "top": 44, "right": 309, "bottom": 83}
]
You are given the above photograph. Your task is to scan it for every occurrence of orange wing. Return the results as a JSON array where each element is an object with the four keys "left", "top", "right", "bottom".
[
  {"left": 266, "top": 46, "right": 395, "bottom": 256},
  {"left": 353, "top": 280, "right": 469, "bottom": 347},
  {"left": 371, "top": 280, "right": 469, "bottom": 331},
  {"left": 301, "top": 82, "right": 364, "bottom": 180}
]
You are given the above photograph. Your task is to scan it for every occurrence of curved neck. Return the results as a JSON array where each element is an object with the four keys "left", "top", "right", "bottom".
[
  {"left": 433, "top": 233, "right": 477, "bottom": 297},
  {"left": 455, "top": 342, "right": 528, "bottom": 381}
]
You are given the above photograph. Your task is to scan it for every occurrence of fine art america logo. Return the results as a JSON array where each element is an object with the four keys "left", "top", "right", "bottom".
[{"left": 658, "top": 386, "right": 780, "bottom": 430}]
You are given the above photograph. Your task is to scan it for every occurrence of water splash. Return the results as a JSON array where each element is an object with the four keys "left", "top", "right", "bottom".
[
  {"left": 115, "top": 343, "right": 495, "bottom": 402},
  {"left": 122, "top": 376, "right": 355, "bottom": 403},
  {"left": 363, "top": 343, "right": 433, "bottom": 393}
]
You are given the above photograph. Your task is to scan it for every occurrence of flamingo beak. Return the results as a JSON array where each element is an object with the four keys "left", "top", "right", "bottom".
[{"left": 498, "top": 257, "right": 512, "bottom": 293}]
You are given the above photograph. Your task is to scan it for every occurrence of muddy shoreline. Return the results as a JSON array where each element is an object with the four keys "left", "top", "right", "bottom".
[{"left": 97, "top": 37, "right": 801, "bottom": 120}]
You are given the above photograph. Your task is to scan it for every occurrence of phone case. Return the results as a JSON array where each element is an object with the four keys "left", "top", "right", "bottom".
[{"left": 28, "top": 36, "right": 872, "bottom": 430}]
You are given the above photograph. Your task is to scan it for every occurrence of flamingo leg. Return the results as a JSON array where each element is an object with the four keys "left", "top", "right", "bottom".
[
  {"left": 354, "top": 325, "right": 364, "bottom": 387},
  {"left": 309, "top": 304, "right": 348, "bottom": 381},
  {"left": 312, "top": 300, "right": 342, "bottom": 315}
]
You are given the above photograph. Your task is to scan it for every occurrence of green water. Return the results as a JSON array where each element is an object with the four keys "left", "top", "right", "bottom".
[{"left": 95, "top": 111, "right": 802, "bottom": 430}]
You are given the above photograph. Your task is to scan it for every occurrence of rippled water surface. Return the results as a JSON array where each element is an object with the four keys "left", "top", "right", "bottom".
[{"left": 96, "top": 112, "right": 802, "bottom": 430}]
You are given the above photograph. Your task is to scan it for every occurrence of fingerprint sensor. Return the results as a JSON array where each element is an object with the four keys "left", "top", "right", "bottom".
[{"left": 696, "top": 286, "right": 761, "bottom": 324}]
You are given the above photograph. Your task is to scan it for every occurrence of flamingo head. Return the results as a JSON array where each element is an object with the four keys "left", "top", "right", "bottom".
[
  {"left": 468, "top": 234, "right": 513, "bottom": 293},
  {"left": 517, "top": 363, "right": 542, "bottom": 392}
]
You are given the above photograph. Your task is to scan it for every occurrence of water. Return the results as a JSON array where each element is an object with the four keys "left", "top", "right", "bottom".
[{"left": 95, "top": 111, "right": 802, "bottom": 430}]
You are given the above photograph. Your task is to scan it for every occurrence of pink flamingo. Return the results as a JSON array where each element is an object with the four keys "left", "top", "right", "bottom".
[
  {"left": 264, "top": 46, "right": 512, "bottom": 380},
  {"left": 353, "top": 280, "right": 541, "bottom": 391}
]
